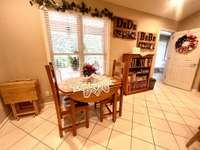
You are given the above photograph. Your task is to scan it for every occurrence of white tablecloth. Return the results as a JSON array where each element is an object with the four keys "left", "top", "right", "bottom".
[{"left": 59, "top": 74, "right": 112, "bottom": 98}]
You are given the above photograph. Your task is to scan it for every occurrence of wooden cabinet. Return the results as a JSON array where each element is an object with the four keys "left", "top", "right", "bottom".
[
  {"left": 122, "top": 54, "right": 154, "bottom": 95},
  {"left": 0, "top": 79, "right": 40, "bottom": 119}
]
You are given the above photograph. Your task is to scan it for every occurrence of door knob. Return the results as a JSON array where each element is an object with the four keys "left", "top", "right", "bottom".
[{"left": 190, "top": 64, "right": 197, "bottom": 67}]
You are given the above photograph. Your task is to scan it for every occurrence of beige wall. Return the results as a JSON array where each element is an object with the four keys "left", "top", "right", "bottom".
[
  {"left": 1, "top": 0, "right": 50, "bottom": 99},
  {"left": 0, "top": 0, "right": 178, "bottom": 123},
  {"left": 0, "top": 0, "right": 50, "bottom": 123},
  {"left": 0, "top": 0, "right": 177, "bottom": 97},
  {"left": 178, "top": 11, "right": 200, "bottom": 90},
  {"left": 0, "top": 52, "right": 10, "bottom": 123},
  {"left": 178, "top": 11, "right": 200, "bottom": 31},
  {"left": 82, "top": 0, "right": 178, "bottom": 77}
]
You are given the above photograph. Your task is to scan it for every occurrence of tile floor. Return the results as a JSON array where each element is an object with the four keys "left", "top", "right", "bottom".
[{"left": 1, "top": 82, "right": 200, "bottom": 150}]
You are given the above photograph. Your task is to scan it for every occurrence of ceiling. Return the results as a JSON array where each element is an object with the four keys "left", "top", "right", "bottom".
[{"left": 103, "top": 0, "right": 200, "bottom": 21}]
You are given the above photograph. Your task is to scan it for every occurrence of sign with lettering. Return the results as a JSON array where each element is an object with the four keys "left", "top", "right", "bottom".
[
  {"left": 137, "top": 32, "right": 157, "bottom": 50},
  {"left": 113, "top": 16, "right": 137, "bottom": 40}
]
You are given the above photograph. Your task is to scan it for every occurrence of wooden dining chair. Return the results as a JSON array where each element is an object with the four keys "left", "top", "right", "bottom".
[
  {"left": 45, "top": 63, "right": 89, "bottom": 137},
  {"left": 111, "top": 59, "right": 124, "bottom": 116},
  {"left": 70, "top": 85, "right": 119, "bottom": 124},
  {"left": 186, "top": 126, "right": 200, "bottom": 147},
  {"left": 94, "top": 59, "right": 124, "bottom": 122}
]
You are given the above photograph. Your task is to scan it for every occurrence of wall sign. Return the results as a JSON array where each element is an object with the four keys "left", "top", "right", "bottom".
[
  {"left": 113, "top": 16, "right": 137, "bottom": 40},
  {"left": 137, "top": 32, "right": 157, "bottom": 50}
]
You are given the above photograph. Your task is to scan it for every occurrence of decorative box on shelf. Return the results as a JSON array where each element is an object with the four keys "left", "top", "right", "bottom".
[
  {"left": 0, "top": 79, "right": 40, "bottom": 120},
  {"left": 122, "top": 53, "right": 154, "bottom": 95}
]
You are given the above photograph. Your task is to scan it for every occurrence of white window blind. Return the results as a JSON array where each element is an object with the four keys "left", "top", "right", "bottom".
[
  {"left": 45, "top": 10, "right": 107, "bottom": 79},
  {"left": 83, "top": 17, "right": 105, "bottom": 74}
]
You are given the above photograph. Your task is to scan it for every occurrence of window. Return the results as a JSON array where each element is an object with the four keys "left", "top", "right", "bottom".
[{"left": 45, "top": 10, "right": 108, "bottom": 80}]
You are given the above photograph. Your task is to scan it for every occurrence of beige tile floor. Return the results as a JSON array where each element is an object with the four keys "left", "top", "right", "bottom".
[{"left": 0, "top": 82, "right": 200, "bottom": 150}]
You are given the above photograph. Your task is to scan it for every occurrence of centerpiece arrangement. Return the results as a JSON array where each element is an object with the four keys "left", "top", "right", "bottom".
[
  {"left": 82, "top": 64, "right": 96, "bottom": 82},
  {"left": 83, "top": 64, "right": 96, "bottom": 77}
]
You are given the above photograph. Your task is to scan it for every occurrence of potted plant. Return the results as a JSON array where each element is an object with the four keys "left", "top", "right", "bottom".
[{"left": 69, "top": 56, "right": 79, "bottom": 71}]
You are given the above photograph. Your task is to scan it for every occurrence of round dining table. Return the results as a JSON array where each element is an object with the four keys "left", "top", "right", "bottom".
[{"left": 58, "top": 75, "right": 122, "bottom": 136}]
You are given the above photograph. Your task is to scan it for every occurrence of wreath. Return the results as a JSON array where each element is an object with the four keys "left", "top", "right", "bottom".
[{"left": 175, "top": 34, "right": 198, "bottom": 54}]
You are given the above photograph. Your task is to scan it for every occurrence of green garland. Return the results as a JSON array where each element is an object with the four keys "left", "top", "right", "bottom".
[{"left": 30, "top": 0, "right": 114, "bottom": 19}]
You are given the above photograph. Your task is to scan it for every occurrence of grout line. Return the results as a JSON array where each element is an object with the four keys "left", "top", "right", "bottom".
[
  {"left": 159, "top": 84, "right": 196, "bottom": 133},
  {"left": 130, "top": 95, "right": 135, "bottom": 150},
  {"left": 6, "top": 128, "right": 28, "bottom": 150},
  {"left": 153, "top": 84, "right": 182, "bottom": 149},
  {"left": 166, "top": 85, "right": 200, "bottom": 120},
  {"left": 10, "top": 121, "right": 54, "bottom": 150},
  {"left": 153, "top": 83, "right": 185, "bottom": 150},
  {"left": 80, "top": 119, "right": 98, "bottom": 150},
  {"left": 0, "top": 113, "right": 11, "bottom": 130},
  {"left": 104, "top": 107, "right": 116, "bottom": 150},
  {"left": 143, "top": 92, "right": 157, "bottom": 150}
]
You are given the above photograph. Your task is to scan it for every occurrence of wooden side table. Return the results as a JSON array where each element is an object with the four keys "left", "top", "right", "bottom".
[{"left": 0, "top": 79, "right": 40, "bottom": 120}]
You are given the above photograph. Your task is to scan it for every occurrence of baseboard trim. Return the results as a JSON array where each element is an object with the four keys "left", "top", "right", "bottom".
[
  {"left": 0, "top": 112, "right": 11, "bottom": 129},
  {"left": 192, "top": 89, "right": 200, "bottom": 95},
  {"left": 0, "top": 99, "right": 54, "bottom": 129}
]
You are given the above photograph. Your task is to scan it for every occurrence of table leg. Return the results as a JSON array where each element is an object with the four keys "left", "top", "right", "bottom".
[
  {"left": 33, "top": 101, "right": 39, "bottom": 115},
  {"left": 11, "top": 104, "right": 19, "bottom": 120},
  {"left": 112, "top": 93, "right": 117, "bottom": 122},
  {"left": 70, "top": 100, "right": 77, "bottom": 136}
]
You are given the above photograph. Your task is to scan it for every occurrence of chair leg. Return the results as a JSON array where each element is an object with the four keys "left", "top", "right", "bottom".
[
  {"left": 119, "top": 88, "right": 123, "bottom": 117},
  {"left": 119, "top": 99, "right": 123, "bottom": 116},
  {"left": 186, "top": 131, "right": 200, "bottom": 147},
  {"left": 57, "top": 118, "right": 63, "bottom": 138},
  {"left": 70, "top": 100, "right": 77, "bottom": 136},
  {"left": 58, "top": 126, "right": 63, "bottom": 138},
  {"left": 94, "top": 103, "right": 97, "bottom": 109},
  {"left": 100, "top": 103, "right": 104, "bottom": 122},
  {"left": 85, "top": 108, "right": 89, "bottom": 128},
  {"left": 112, "top": 94, "right": 117, "bottom": 122},
  {"left": 11, "top": 104, "right": 19, "bottom": 120}
]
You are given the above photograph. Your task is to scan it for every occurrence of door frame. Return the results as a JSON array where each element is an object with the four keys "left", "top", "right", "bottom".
[
  {"left": 163, "top": 28, "right": 200, "bottom": 90},
  {"left": 154, "top": 28, "right": 175, "bottom": 79}
]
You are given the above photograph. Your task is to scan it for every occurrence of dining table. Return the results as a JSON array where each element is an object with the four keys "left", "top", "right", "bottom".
[{"left": 58, "top": 75, "right": 122, "bottom": 135}]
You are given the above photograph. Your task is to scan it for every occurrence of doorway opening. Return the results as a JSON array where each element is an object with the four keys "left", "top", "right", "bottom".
[{"left": 154, "top": 30, "right": 172, "bottom": 81}]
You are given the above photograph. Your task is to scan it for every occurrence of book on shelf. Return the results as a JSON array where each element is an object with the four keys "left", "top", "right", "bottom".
[
  {"left": 136, "top": 76, "right": 147, "bottom": 81},
  {"left": 130, "top": 58, "right": 152, "bottom": 68}
]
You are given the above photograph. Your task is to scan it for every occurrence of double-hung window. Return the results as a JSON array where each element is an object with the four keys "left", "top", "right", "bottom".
[{"left": 45, "top": 10, "right": 108, "bottom": 80}]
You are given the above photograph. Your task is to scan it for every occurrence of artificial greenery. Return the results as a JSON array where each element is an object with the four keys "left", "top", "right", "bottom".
[
  {"left": 30, "top": 0, "right": 114, "bottom": 19},
  {"left": 69, "top": 56, "right": 79, "bottom": 70}
]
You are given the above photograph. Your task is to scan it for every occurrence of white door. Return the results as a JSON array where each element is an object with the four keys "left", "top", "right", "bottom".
[{"left": 164, "top": 29, "right": 200, "bottom": 90}]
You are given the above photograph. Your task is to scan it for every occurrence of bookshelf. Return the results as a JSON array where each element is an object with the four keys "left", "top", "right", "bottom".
[{"left": 122, "top": 54, "right": 154, "bottom": 95}]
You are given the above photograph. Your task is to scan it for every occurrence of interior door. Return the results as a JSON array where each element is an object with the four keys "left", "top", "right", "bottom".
[{"left": 164, "top": 29, "right": 200, "bottom": 90}]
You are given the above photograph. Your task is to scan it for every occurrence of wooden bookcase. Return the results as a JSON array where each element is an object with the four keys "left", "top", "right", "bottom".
[{"left": 122, "top": 54, "right": 154, "bottom": 95}]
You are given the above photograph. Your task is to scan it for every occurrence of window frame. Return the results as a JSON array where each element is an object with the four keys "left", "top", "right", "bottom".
[{"left": 42, "top": 10, "right": 110, "bottom": 77}]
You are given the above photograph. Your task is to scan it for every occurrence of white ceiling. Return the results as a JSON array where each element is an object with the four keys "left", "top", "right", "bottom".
[{"left": 104, "top": 0, "right": 200, "bottom": 21}]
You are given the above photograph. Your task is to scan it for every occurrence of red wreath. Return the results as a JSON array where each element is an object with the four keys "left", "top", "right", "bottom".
[{"left": 175, "top": 34, "right": 198, "bottom": 54}]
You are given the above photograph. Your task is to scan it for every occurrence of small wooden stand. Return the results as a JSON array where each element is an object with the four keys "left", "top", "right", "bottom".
[
  {"left": 0, "top": 79, "right": 40, "bottom": 120},
  {"left": 122, "top": 54, "right": 154, "bottom": 95}
]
